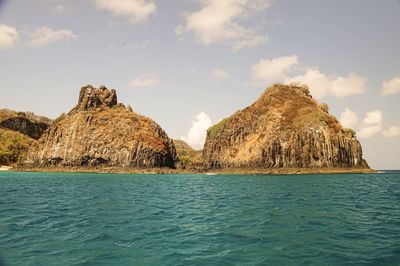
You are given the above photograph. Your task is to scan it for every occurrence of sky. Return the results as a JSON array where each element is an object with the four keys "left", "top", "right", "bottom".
[{"left": 0, "top": 0, "right": 399, "bottom": 169}]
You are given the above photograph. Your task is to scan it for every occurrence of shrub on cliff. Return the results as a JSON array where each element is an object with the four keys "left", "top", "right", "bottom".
[{"left": 0, "top": 128, "right": 33, "bottom": 165}]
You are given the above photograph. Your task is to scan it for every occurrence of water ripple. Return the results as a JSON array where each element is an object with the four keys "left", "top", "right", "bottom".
[{"left": 0, "top": 172, "right": 400, "bottom": 265}]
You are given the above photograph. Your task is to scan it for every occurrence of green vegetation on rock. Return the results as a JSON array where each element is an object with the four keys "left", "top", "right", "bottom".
[
  {"left": 0, "top": 128, "right": 33, "bottom": 165},
  {"left": 208, "top": 117, "right": 231, "bottom": 139}
]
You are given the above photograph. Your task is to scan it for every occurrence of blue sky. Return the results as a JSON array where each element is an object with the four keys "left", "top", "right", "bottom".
[{"left": 0, "top": 0, "right": 399, "bottom": 169}]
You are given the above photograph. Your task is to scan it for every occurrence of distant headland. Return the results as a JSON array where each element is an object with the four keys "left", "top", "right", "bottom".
[{"left": 0, "top": 83, "right": 374, "bottom": 174}]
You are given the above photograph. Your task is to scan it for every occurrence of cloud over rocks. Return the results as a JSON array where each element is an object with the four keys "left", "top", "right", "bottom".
[
  {"left": 0, "top": 24, "right": 19, "bottom": 49},
  {"left": 381, "top": 75, "right": 400, "bottom": 96},
  {"left": 181, "top": 112, "right": 212, "bottom": 150},
  {"left": 357, "top": 110, "right": 383, "bottom": 139},
  {"left": 95, "top": 0, "right": 156, "bottom": 24},
  {"left": 251, "top": 55, "right": 299, "bottom": 83},
  {"left": 251, "top": 55, "right": 367, "bottom": 99},
  {"left": 340, "top": 108, "right": 358, "bottom": 129},
  {"left": 27, "top": 27, "right": 77, "bottom": 48},
  {"left": 176, "top": 0, "right": 269, "bottom": 51},
  {"left": 340, "top": 108, "right": 400, "bottom": 139}
]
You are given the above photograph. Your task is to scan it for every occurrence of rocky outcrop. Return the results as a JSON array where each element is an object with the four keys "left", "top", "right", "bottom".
[
  {"left": 75, "top": 85, "right": 117, "bottom": 111},
  {"left": 0, "top": 109, "right": 51, "bottom": 140},
  {"left": 203, "top": 83, "right": 369, "bottom": 169},
  {"left": 0, "top": 117, "right": 49, "bottom": 140},
  {"left": 0, "top": 109, "right": 51, "bottom": 165},
  {"left": 25, "top": 85, "right": 178, "bottom": 168}
]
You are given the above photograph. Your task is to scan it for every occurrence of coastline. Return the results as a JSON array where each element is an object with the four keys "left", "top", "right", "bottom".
[{"left": 11, "top": 166, "right": 376, "bottom": 175}]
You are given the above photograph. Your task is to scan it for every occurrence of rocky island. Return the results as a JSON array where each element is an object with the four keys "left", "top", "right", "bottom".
[
  {"left": 203, "top": 83, "right": 371, "bottom": 173},
  {"left": 24, "top": 85, "right": 178, "bottom": 169},
  {"left": 2, "top": 83, "right": 373, "bottom": 174}
]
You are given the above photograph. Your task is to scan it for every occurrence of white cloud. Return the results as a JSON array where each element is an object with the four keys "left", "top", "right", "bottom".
[
  {"left": 27, "top": 27, "right": 77, "bottom": 48},
  {"left": 340, "top": 108, "right": 358, "bottom": 129},
  {"left": 331, "top": 73, "right": 367, "bottom": 98},
  {"left": 382, "top": 126, "right": 400, "bottom": 138},
  {"left": 128, "top": 75, "right": 159, "bottom": 88},
  {"left": 339, "top": 108, "right": 400, "bottom": 139},
  {"left": 0, "top": 24, "right": 19, "bottom": 49},
  {"left": 211, "top": 68, "right": 229, "bottom": 80},
  {"left": 362, "top": 110, "right": 382, "bottom": 125},
  {"left": 381, "top": 75, "right": 400, "bottom": 96},
  {"left": 358, "top": 126, "right": 382, "bottom": 139},
  {"left": 286, "top": 70, "right": 366, "bottom": 99},
  {"left": 176, "top": 0, "right": 269, "bottom": 51},
  {"left": 181, "top": 112, "right": 212, "bottom": 150},
  {"left": 286, "top": 68, "right": 331, "bottom": 99},
  {"left": 251, "top": 55, "right": 299, "bottom": 84},
  {"left": 251, "top": 55, "right": 367, "bottom": 99},
  {"left": 357, "top": 110, "right": 383, "bottom": 139},
  {"left": 95, "top": 0, "right": 156, "bottom": 24}
]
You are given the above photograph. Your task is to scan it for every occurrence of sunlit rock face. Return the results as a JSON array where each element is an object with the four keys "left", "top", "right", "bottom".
[
  {"left": 25, "top": 85, "right": 178, "bottom": 168},
  {"left": 203, "top": 83, "right": 369, "bottom": 169}
]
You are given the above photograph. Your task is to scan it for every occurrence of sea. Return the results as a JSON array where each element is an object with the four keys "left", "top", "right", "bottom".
[{"left": 1, "top": 171, "right": 400, "bottom": 265}]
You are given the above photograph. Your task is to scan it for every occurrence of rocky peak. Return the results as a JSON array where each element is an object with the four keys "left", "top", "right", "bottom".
[
  {"left": 76, "top": 85, "right": 117, "bottom": 111},
  {"left": 203, "top": 83, "right": 369, "bottom": 170},
  {"left": 25, "top": 85, "right": 178, "bottom": 169},
  {"left": 251, "top": 83, "right": 312, "bottom": 110}
]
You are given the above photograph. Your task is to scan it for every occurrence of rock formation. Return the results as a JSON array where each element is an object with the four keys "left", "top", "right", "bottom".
[
  {"left": 203, "top": 83, "right": 369, "bottom": 169},
  {"left": 0, "top": 108, "right": 51, "bottom": 140},
  {"left": 0, "top": 109, "right": 51, "bottom": 165},
  {"left": 25, "top": 85, "right": 178, "bottom": 168}
]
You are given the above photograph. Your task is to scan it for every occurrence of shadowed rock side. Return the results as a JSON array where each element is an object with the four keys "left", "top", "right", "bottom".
[
  {"left": 0, "top": 117, "right": 49, "bottom": 140},
  {"left": 0, "top": 108, "right": 52, "bottom": 140},
  {"left": 203, "top": 83, "right": 369, "bottom": 170},
  {"left": 0, "top": 109, "right": 52, "bottom": 165},
  {"left": 25, "top": 85, "right": 178, "bottom": 168}
]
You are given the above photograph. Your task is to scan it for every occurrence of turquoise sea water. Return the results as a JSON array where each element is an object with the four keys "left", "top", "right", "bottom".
[{"left": 1, "top": 172, "right": 400, "bottom": 265}]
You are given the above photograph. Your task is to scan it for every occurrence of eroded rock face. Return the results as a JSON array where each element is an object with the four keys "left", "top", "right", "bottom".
[
  {"left": 25, "top": 85, "right": 178, "bottom": 168},
  {"left": 203, "top": 83, "right": 369, "bottom": 169},
  {"left": 75, "top": 85, "right": 117, "bottom": 111}
]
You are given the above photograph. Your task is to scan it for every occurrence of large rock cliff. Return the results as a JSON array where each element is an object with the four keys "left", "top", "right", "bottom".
[
  {"left": 203, "top": 83, "right": 369, "bottom": 169},
  {"left": 25, "top": 85, "right": 178, "bottom": 168}
]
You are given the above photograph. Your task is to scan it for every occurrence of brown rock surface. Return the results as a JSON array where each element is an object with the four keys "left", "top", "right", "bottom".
[
  {"left": 25, "top": 85, "right": 178, "bottom": 168},
  {"left": 203, "top": 83, "right": 369, "bottom": 169}
]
